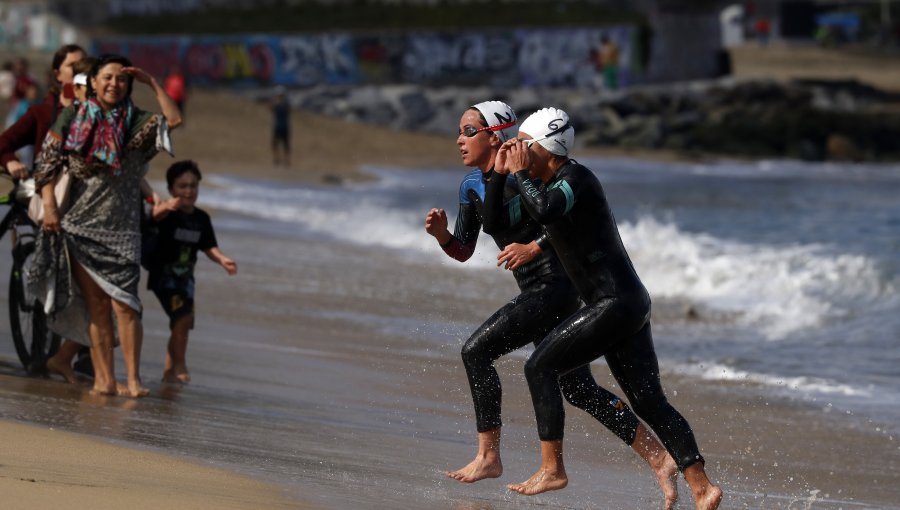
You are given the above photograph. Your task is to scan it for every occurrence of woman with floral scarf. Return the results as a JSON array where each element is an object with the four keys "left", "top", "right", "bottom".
[{"left": 30, "top": 54, "right": 182, "bottom": 397}]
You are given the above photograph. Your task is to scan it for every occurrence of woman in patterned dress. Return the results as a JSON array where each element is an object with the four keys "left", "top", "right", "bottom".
[{"left": 30, "top": 54, "right": 182, "bottom": 397}]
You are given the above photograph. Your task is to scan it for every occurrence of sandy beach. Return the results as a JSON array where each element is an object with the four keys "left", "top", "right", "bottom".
[
  {"left": 0, "top": 418, "right": 303, "bottom": 510},
  {"left": 1, "top": 85, "right": 899, "bottom": 510}
]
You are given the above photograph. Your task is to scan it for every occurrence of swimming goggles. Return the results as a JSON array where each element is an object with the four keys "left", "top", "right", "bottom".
[
  {"left": 523, "top": 122, "right": 571, "bottom": 148},
  {"left": 459, "top": 120, "right": 516, "bottom": 137}
]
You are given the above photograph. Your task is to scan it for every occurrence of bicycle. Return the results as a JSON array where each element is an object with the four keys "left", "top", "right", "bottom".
[{"left": 0, "top": 176, "right": 59, "bottom": 375}]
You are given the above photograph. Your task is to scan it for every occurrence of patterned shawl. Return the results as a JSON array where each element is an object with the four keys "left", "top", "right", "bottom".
[{"left": 63, "top": 97, "right": 134, "bottom": 176}]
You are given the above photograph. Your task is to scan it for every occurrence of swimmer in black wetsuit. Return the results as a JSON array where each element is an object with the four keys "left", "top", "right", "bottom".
[
  {"left": 425, "top": 102, "right": 678, "bottom": 506},
  {"left": 492, "top": 107, "right": 722, "bottom": 509}
]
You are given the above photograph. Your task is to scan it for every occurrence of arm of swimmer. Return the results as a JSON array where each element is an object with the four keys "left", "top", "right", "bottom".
[
  {"left": 441, "top": 237, "right": 476, "bottom": 262},
  {"left": 481, "top": 172, "right": 511, "bottom": 235},
  {"left": 513, "top": 171, "right": 573, "bottom": 225},
  {"left": 426, "top": 201, "right": 479, "bottom": 263},
  {"left": 497, "top": 240, "right": 541, "bottom": 270}
]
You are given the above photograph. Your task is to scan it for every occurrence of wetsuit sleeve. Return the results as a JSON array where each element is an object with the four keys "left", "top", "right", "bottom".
[
  {"left": 481, "top": 172, "right": 510, "bottom": 235},
  {"left": 441, "top": 201, "right": 480, "bottom": 262},
  {"left": 514, "top": 170, "right": 577, "bottom": 225},
  {"left": 535, "top": 233, "right": 550, "bottom": 251}
]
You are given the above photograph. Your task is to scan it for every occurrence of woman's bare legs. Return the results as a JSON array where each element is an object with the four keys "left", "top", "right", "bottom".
[
  {"left": 447, "top": 427, "right": 503, "bottom": 482},
  {"left": 507, "top": 439, "right": 567, "bottom": 495},
  {"left": 71, "top": 260, "right": 115, "bottom": 395},
  {"left": 632, "top": 424, "right": 679, "bottom": 510},
  {"left": 46, "top": 340, "right": 82, "bottom": 384},
  {"left": 162, "top": 314, "right": 192, "bottom": 383},
  {"left": 684, "top": 463, "right": 723, "bottom": 510},
  {"left": 111, "top": 299, "right": 149, "bottom": 397}
]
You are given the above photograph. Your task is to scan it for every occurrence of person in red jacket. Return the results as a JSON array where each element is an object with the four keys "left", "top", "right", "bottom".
[
  {"left": 0, "top": 44, "right": 86, "bottom": 383},
  {"left": 164, "top": 65, "right": 186, "bottom": 118},
  {"left": 0, "top": 44, "right": 85, "bottom": 180}
]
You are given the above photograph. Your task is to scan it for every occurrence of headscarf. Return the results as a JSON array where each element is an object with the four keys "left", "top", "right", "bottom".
[{"left": 63, "top": 97, "right": 134, "bottom": 176}]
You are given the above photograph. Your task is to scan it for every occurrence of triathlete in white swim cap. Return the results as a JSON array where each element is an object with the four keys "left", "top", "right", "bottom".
[
  {"left": 424, "top": 102, "right": 681, "bottom": 509},
  {"left": 491, "top": 106, "right": 723, "bottom": 508},
  {"left": 518, "top": 107, "right": 574, "bottom": 156}
]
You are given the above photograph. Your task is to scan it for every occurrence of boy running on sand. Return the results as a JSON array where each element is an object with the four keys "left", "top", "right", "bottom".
[{"left": 148, "top": 160, "right": 237, "bottom": 383}]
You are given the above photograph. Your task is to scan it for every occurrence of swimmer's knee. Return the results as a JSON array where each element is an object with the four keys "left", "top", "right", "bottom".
[
  {"left": 460, "top": 340, "right": 480, "bottom": 365},
  {"left": 460, "top": 339, "right": 496, "bottom": 370},
  {"left": 524, "top": 355, "right": 557, "bottom": 386}
]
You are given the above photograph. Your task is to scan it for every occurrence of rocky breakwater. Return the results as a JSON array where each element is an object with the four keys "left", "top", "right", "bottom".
[
  {"left": 260, "top": 77, "right": 900, "bottom": 162},
  {"left": 578, "top": 78, "right": 900, "bottom": 162}
]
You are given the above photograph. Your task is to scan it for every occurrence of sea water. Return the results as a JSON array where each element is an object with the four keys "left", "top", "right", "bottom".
[{"left": 200, "top": 157, "right": 900, "bottom": 434}]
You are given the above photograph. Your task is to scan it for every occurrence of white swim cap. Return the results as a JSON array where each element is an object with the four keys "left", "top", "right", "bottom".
[
  {"left": 471, "top": 100, "right": 517, "bottom": 142},
  {"left": 519, "top": 107, "right": 574, "bottom": 156},
  {"left": 73, "top": 73, "right": 87, "bottom": 86}
]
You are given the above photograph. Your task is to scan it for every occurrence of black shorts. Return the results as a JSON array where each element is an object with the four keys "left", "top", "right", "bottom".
[
  {"left": 273, "top": 126, "right": 289, "bottom": 144},
  {"left": 150, "top": 273, "right": 195, "bottom": 329}
]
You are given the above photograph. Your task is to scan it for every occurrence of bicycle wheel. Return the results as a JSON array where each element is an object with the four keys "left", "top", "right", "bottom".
[{"left": 9, "top": 238, "right": 60, "bottom": 374}]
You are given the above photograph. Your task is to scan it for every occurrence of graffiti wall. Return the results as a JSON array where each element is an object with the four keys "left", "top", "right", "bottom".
[
  {"left": 93, "top": 26, "right": 635, "bottom": 89},
  {"left": 1, "top": 4, "right": 80, "bottom": 51}
]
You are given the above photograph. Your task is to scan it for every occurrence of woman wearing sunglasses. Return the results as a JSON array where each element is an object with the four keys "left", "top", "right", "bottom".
[
  {"left": 491, "top": 107, "right": 722, "bottom": 509},
  {"left": 424, "top": 102, "right": 677, "bottom": 508}
]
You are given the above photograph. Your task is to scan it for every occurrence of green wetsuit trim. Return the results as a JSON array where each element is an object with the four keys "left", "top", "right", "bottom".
[
  {"left": 549, "top": 179, "right": 575, "bottom": 214},
  {"left": 508, "top": 195, "right": 522, "bottom": 226}
]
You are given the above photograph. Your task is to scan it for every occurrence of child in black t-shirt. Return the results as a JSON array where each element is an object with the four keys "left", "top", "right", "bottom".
[{"left": 148, "top": 160, "right": 237, "bottom": 384}]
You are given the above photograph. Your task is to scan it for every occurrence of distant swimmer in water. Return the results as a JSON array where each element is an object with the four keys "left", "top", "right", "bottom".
[
  {"left": 491, "top": 107, "right": 722, "bottom": 509},
  {"left": 425, "top": 101, "right": 678, "bottom": 509}
]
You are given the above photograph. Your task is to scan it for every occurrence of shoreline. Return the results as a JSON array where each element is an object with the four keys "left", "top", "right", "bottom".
[{"left": 0, "top": 416, "right": 307, "bottom": 510}]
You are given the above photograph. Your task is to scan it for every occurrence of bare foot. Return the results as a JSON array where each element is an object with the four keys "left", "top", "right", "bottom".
[
  {"left": 46, "top": 356, "right": 79, "bottom": 385},
  {"left": 90, "top": 381, "right": 116, "bottom": 396},
  {"left": 507, "top": 468, "right": 568, "bottom": 496},
  {"left": 447, "top": 454, "right": 502, "bottom": 483},
  {"left": 117, "top": 379, "right": 150, "bottom": 398},
  {"left": 695, "top": 484, "right": 723, "bottom": 510},
  {"left": 162, "top": 367, "right": 191, "bottom": 384},
  {"left": 654, "top": 453, "right": 679, "bottom": 510}
]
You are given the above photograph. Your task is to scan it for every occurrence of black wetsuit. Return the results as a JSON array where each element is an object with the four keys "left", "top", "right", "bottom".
[
  {"left": 501, "top": 160, "right": 704, "bottom": 471},
  {"left": 444, "top": 167, "right": 639, "bottom": 445}
]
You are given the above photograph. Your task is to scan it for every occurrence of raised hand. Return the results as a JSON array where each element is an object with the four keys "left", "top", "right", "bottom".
[
  {"left": 507, "top": 140, "right": 532, "bottom": 175},
  {"left": 121, "top": 66, "right": 154, "bottom": 85}
]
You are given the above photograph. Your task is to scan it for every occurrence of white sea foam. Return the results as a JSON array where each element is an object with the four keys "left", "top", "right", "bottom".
[
  {"left": 199, "top": 173, "right": 894, "bottom": 340},
  {"left": 621, "top": 216, "right": 891, "bottom": 339},
  {"left": 201, "top": 173, "right": 502, "bottom": 267},
  {"left": 669, "top": 361, "right": 872, "bottom": 397}
]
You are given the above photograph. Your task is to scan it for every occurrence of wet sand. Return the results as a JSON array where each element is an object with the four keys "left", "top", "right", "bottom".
[
  {"left": 1, "top": 90, "right": 899, "bottom": 509},
  {"left": 3, "top": 222, "right": 898, "bottom": 509},
  {"left": 0, "top": 418, "right": 303, "bottom": 510}
]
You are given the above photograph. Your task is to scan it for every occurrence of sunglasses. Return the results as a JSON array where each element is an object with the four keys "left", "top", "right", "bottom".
[
  {"left": 459, "top": 120, "right": 516, "bottom": 138},
  {"left": 523, "top": 122, "right": 571, "bottom": 149}
]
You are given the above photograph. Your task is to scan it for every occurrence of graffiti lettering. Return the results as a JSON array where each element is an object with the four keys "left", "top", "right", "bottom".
[{"left": 91, "top": 26, "right": 633, "bottom": 89}]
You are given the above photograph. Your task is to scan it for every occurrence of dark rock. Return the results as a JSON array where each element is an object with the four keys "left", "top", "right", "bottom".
[
  {"left": 397, "top": 91, "right": 434, "bottom": 130},
  {"left": 826, "top": 133, "right": 862, "bottom": 161}
]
